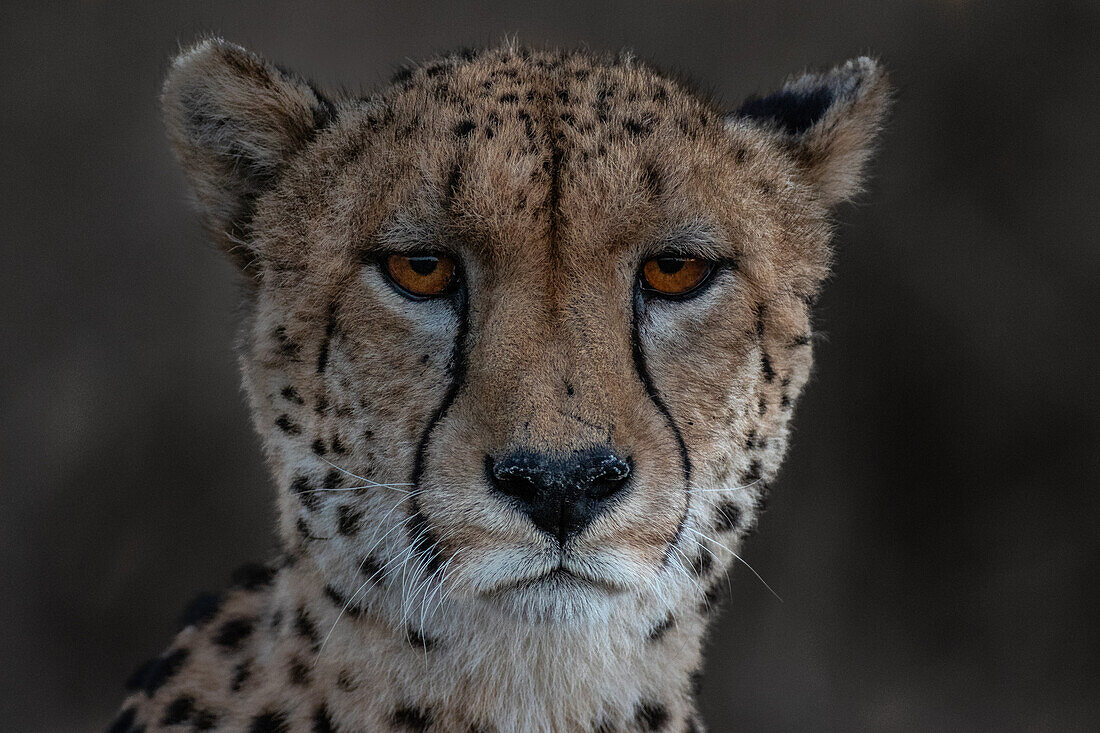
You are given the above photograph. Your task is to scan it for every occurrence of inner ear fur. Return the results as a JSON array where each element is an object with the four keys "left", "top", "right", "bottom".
[
  {"left": 729, "top": 57, "right": 891, "bottom": 207},
  {"left": 161, "top": 38, "right": 337, "bottom": 270}
]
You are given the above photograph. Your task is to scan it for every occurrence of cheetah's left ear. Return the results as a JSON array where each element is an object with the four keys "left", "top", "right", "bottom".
[{"left": 729, "top": 57, "right": 891, "bottom": 207}]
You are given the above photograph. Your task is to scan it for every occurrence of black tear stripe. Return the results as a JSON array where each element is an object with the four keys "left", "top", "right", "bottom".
[
  {"left": 631, "top": 285, "right": 693, "bottom": 567},
  {"left": 407, "top": 283, "right": 470, "bottom": 577}
]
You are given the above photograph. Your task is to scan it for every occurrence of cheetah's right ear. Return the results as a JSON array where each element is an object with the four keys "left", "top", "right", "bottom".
[
  {"left": 161, "top": 38, "right": 337, "bottom": 270},
  {"left": 729, "top": 57, "right": 891, "bottom": 207}
]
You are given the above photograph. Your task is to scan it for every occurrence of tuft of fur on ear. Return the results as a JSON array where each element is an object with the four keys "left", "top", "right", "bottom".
[
  {"left": 161, "top": 38, "right": 337, "bottom": 269},
  {"left": 729, "top": 57, "right": 891, "bottom": 207}
]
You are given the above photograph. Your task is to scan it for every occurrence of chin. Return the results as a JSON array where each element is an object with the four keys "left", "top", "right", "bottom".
[
  {"left": 480, "top": 570, "right": 624, "bottom": 625},
  {"left": 452, "top": 545, "right": 656, "bottom": 625}
]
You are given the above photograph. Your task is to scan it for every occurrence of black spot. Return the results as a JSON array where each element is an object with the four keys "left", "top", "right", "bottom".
[
  {"left": 559, "top": 111, "right": 576, "bottom": 127},
  {"left": 138, "top": 647, "right": 189, "bottom": 695},
  {"left": 313, "top": 705, "right": 335, "bottom": 733},
  {"left": 761, "top": 352, "right": 775, "bottom": 382},
  {"left": 331, "top": 435, "right": 347, "bottom": 454},
  {"left": 281, "top": 385, "right": 304, "bottom": 404},
  {"left": 323, "top": 585, "right": 365, "bottom": 618},
  {"left": 690, "top": 668, "right": 704, "bottom": 698},
  {"left": 735, "top": 147, "right": 749, "bottom": 163},
  {"left": 316, "top": 394, "right": 329, "bottom": 414},
  {"left": 392, "top": 706, "right": 433, "bottom": 731},
  {"left": 714, "top": 501, "right": 742, "bottom": 534},
  {"left": 180, "top": 592, "right": 221, "bottom": 628},
  {"left": 272, "top": 327, "right": 300, "bottom": 359},
  {"left": 317, "top": 304, "right": 338, "bottom": 374},
  {"left": 734, "top": 86, "right": 835, "bottom": 136},
  {"left": 499, "top": 92, "right": 518, "bottom": 103},
  {"left": 745, "top": 429, "right": 757, "bottom": 450},
  {"left": 214, "top": 618, "right": 255, "bottom": 650},
  {"left": 391, "top": 66, "right": 415, "bottom": 85},
  {"left": 758, "top": 180, "right": 773, "bottom": 196},
  {"left": 406, "top": 626, "right": 437, "bottom": 650},
  {"left": 232, "top": 562, "right": 275, "bottom": 591},
  {"left": 337, "top": 670, "right": 358, "bottom": 692},
  {"left": 699, "top": 576, "right": 726, "bottom": 611},
  {"left": 231, "top": 660, "right": 252, "bottom": 692},
  {"left": 360, "top": 554, "right": 384, "bottom": 581},
  {"left": 405, "top": 508, "right": 442, "bottom": 578},
  {"left": 291, "top": 476, "right": 320, "bottom": 512},
  {"left": 453, "top": 119, "right": 476, "bottom": 137},
  {"left": 312, "top": 438, "right": 327, "bottom": 456},
  {"left": 789, "top": 333, "right": 812, "bottom": 348},
  {"left": 275, "top": 414, "right": 301, "bottom": 435},
  {"left": 295, "top": 607, "right": 321, "bottom": 650},
  {"left": 691, "top": 549, "right": 714, "bottom": 577},
  {"left": 565, "top": 383, "right": 575, "bottom": 397},
  {"left": 194, "top": 708, "right": 218, "bottom": 730},
  {"left": 107, "top": 706, "right": 136, "bottom": 733},
  {"left": 337, "top": 505, "right": 363, "bottom": 536},
  {"left": 323, "top": 469, "right": 342, "bottom": 491},
  {"left": 288, "top": 657, "right": 310, "bottom": 685},
  {"left": 634, "top": 701, "right": 670, "bottom": 731},
  {"left": 743, "top": 459, "right": 763, "bottom": 484},
  {"left": 623, "top": 118, "right": 650, "bottom": 137},
  {"left": 758, "top": 397, "right": 767, "bottom": 416},
  {"left": 647, "top": 613, "right": 675, "bottom": 642},
  {"left": 781, "top": 393, "right": 792, "bottom": 409},
  {"left": 250, "top": 711, "right": 290, "bottom": 733},
  {"left": 162, "top": 695, "right": 195, "bottom": 725},
  {"left": 424, "top": 62, "right": 449, "bottom": 78}
]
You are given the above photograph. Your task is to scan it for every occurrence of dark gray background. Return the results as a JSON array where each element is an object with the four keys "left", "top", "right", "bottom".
[{"left": 2, "top": 1, "right": 1097, "bottom": 730}]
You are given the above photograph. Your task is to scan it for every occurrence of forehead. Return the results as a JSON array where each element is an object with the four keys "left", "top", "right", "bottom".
[{"left": 335, "top": 49, "right": 761, "bottom": 260}]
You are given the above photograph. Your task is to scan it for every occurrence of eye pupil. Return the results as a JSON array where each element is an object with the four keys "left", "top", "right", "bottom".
[
  {"left": 408, "top": 257, "right": 438, "bottom": 276},
  {"left": 656, "top": 257, "right": 685, "bottom": 275}
]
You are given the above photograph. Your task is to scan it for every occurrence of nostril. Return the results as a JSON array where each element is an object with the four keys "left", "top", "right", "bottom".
[
  {"left": 486, "top": 454, "right": 538, "bottom": 502},
  {"left": 586, "top": 456, "right": 632, "bottom": 501}
]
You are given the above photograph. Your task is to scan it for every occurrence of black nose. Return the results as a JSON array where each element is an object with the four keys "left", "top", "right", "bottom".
[{"left": 487, "top": 447, "right": 632, "bottom": 543}]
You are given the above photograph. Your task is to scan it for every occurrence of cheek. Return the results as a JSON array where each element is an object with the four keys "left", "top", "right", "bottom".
[
  {"left": 639, "top": 294, "right": 759, "bottom": 444},
  {"left": 251, "top": 281, "right": 462, "bottom": 487}
]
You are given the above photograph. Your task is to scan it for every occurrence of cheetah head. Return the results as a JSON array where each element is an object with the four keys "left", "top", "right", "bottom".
[{"left": 163, "top": 40, "right": 888, "bottom": 626}]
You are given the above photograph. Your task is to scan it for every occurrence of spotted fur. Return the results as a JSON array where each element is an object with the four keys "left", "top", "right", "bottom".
[{"left": 110, "top": 38, "right": 889, "bottom": 732}]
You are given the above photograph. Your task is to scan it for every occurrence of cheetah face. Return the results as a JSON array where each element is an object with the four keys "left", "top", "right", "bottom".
[{"left": 164, "top": 41, "right": 888, "bottom": 623}]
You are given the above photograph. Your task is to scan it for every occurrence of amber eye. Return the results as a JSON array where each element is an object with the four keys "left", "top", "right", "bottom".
[
  {"left": 640, "top": 256, "right": 715, "bottom": 297},
  {"left": 384, "top": 253, "right": 457, "bottom": 298}
]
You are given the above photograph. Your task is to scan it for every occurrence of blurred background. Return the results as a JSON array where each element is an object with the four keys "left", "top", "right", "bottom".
[{"left": 2, "top": 1, "right": 1097, "bottom": 730}]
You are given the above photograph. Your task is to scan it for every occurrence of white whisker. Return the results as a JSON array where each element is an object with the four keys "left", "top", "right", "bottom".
[{"left": 684, "top": 526, "right": 782, "bottom": 602}]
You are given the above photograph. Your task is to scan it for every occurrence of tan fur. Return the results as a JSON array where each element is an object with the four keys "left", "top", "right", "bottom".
[{"left": 111, "top": 38, "right": 889, "bottom": 732}]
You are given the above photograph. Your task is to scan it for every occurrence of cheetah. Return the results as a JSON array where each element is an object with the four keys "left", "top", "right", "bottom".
[{"left": 110, "top": 38, "right": 889, "bottom": 732}]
